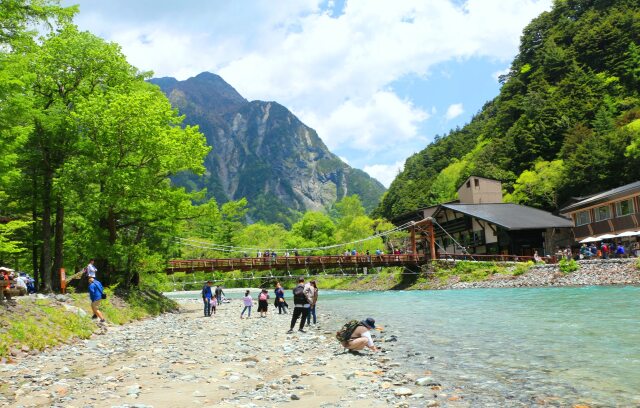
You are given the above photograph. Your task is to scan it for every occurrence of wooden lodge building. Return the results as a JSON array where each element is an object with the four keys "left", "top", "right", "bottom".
[
  {"left": 394, "top": 176, "right": 574, "bottom": 257},
  {"left": 560, "top": 181, "right": 640, "bottom": 242}
]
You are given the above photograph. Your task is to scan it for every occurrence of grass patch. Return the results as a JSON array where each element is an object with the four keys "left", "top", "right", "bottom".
[
  {"left": 0, "top": 286, "right": 178, "bottom": 360},
  {"left": 558, "top": 258, "right": 579, "bottom": 274},
  {"left": 433, "top": 261, "right": 506, "bottom": 283},
  {"left": 512, "top": 261, "right": 534, "bottom": 276},
  {"left": 0, "top": 299, "right": 94, "bottom": 358}
]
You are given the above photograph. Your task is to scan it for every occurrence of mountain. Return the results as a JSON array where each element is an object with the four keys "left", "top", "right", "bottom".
[
  {"left": 374, "top": 0, "right": 640, "bottom": 220},
  {"left": 150, "top": 72, "right": 386, "bottom": 225}
]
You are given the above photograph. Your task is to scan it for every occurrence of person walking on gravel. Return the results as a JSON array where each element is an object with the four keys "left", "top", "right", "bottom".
[
  {"left": 274, "top": 282, "right": 287, "bottom": 314},
  {"left": 215, "top": 285, "right": 225, "bottom": 305},
  {"left": 88, "top": 276, "right": 106, "bottom": 323},
  {"left": 257, "top": 288, "right": 269, "bottom": 317},
  {"left": 306, "top": 280, "right": 318, "bottom": 326},
  {"left": 241, "top": 290, "right": 253, "bottom": 319},
  {"left": 287, "top": 277, "right": 313, "bottom": 333},
  {"left": 202, "top": 281, "right": 213, "bottom": 317}
]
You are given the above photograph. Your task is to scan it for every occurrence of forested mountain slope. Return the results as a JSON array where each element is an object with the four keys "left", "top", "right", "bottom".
[
  {"left": 374, "top": 0, "right": 640, "bottom": 219},
  {"left": 150, "top": 73, "right": 385, "bottom": 226}
]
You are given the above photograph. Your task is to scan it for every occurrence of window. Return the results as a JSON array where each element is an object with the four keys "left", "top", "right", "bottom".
[
  {"left": 615, "top": 199, "right": 635, "bottom": 217},
  {"left": 575, "top": 210, "right": 590, "bottom": 226},
  {"left": 594, "top": 205, "right": 611, "bottom": 222},
  {"left": 474, "top": 178, "right": 479, "bottom": 187},
  {"left": 466, "top": 181, "right": 471, "bottom": 188}
]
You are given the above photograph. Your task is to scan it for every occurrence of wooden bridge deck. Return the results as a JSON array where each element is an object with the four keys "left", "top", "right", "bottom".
[{"left": 166, "top": 253, "right": 543, "bottom": 274}]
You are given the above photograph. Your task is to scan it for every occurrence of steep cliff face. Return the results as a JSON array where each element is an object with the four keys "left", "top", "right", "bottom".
[{"left": 150, "top": 72, "right": 385, "bottom": 225}]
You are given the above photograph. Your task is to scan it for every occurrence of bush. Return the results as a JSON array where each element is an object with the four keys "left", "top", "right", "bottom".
[
  {"left": 558, "top": 258, "right": 579, "bottom": 274},
  {"left": 512, "top": 261, "right": 534, "bottom": 276}
]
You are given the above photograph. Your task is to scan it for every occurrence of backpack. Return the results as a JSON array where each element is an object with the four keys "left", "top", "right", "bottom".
[
  {"left": 336, "top": 320, "right": 361, "bottom": 342},
  {"left": 259, "top": 292, "right": 267, "bottom": 301},
  {"left": 293, "top": 285, "right": 307, "bottom": 304}
]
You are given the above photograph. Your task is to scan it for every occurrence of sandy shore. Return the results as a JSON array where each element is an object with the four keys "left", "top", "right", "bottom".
[{"left": 0, "top": 298, "right": 453, "bottom": 408}]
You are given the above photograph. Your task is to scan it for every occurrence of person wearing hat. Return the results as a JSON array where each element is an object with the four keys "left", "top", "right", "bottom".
[
  {"left": 342, "top": 318, "right": 379, "bottom": 353},
  {"left": 202, "top": 281, "right": 213, "bottom": 317}
]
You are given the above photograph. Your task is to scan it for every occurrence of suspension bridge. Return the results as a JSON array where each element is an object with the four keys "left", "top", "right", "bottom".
[{"left": 166, "top": 218, "right": 542, "bottom": 275}]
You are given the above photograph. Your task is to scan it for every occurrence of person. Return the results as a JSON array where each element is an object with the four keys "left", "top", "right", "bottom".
[
  {"left": 274, "top": 282, "right": 287, "bottom": 314},
  {"left": 241, "top": 290, "right": 252, "bottom": 319},
  {"left": 257, "top": 288, "right": 269, "bottom": 317},
  {"left": 533, "top": 250, "right": 542, "bottom": 263},
  {"left": 287, "top": 277, "right": 312, "bottom": 333},
  {"left": 306, "top": 281, "right": 318, "bottom": 326},
  {"left": 14, "top": 274, "right": 27, "bottom": 296},
  {"left": 616, "top": 243, "right": 625, "bottom": 258},
  {"left": 341, "top": 317, "right": 378, "bottom": 353},
  {"left": 85, "top": 259, "right": 98, "bottom": 278},
  {"left": 601, "top": 242, "right": 609, "bottom": 259},
  {"left": 202, "top": 281, "right": 213, "bottom": 317},
  {"left": 210, "top": 294, "right": 218, "bottom": 316},
  {"left": 88, "top": 276, "right": 105, "bottom": 323},
  {"left": 215, "top": 285, "right": 225, "bottom": 305}
]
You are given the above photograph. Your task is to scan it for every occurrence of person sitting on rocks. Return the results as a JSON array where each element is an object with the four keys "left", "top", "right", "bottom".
[{"left": 341, "top": 317, "right": 379, "bottom": 354}]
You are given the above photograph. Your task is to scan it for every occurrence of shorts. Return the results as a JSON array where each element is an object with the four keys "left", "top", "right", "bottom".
[{"left": 257, "top": 300, "right": 268, "bottom": 312}]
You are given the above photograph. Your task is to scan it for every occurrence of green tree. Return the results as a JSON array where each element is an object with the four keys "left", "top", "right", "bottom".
[
  {"left": 66, "top": 82, "right": 209, "bottom": 286},
  {"left": 291, "top": 211, "right": 335, "bottom": 251},
  {"left": 504, "top": 160, "right": 565, "bottom": 211}
]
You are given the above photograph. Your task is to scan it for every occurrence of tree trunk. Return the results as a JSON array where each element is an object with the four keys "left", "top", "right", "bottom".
[
  {"left": 52, "top": 198, "right": 64, "bottom": 292},
  {"left": 31, "top": 190, "right": 40, "bottom": 290},
  {"left": 41, "top": 169, "right": 53, "bottom": 292}
]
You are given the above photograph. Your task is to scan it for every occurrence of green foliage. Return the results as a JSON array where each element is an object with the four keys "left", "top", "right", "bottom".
[
  {"left": 504, "top": 160, "right": 565, "bottom": 211},
  {"left": 433, "top": 261, "right": 504, "bottom": 283},
  {"left": 558, "top": 258, "right": 580, "bottom": 274},
  {"left": 375, "top": 0, "right": 640, "bottom": 220},
  {"left": 512, "top": 261, "right": 534, "bottom": 276}
]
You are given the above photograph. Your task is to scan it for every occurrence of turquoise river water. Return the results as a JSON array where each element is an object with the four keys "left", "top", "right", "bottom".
[{"left": 170, "top": 286, "right": 640, "bottom": 406}]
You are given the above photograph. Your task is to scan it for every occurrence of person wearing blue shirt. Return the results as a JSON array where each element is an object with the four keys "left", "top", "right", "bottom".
[
  {"left": 88, "top": 276, "right": 105, "bottom": 322},
  {"left": 202, "top": 281, "right": 213, "bottom": 317}
]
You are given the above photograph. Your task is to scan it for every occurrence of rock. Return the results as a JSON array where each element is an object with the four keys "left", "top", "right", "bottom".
[
  {"left": 241, "top": 356, "right": 259, "bottom": 363},
  {"left": 394, "top": 387, "right": 413, "bottom": 396},
  {"left": 291, "top": 394, "right": 300, "bottom": 400},
  {"left": 415, "top": 377, "right": 433, "bottom": 386},
  {"left": 127, "top": 384, "right": 141, "bottom": 396},
  {"left": 63, "top": 303, "right": 88, "bottom": 317},
  {"left": 54, "top": 294, "right": 70, "bottom": 302}
]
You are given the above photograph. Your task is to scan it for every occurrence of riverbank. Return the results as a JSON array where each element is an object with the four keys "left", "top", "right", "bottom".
[
  {"left": 0, "top": 299, "right": 456, "bottom": 407},
  {"left": 0, "top": 287, "right": 177, "bottom": 360},
  {"left": 310, "top": 258, "right": 640, "bottom": 291}
]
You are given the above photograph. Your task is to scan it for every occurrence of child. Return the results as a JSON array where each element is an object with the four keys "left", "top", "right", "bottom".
[
  {"left": 257, "top": 288, "right": 269, "bottom": 317},
  {"left": 210, "top": 295, "right": 218, "bottom": 315},
  {"left": 241, "top": 290, "right": 252, "bottom": 319}
]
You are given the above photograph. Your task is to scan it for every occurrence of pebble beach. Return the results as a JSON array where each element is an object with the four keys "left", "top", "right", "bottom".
[{"left": 0, "top": 298, "right": 455, "bottom": 408}]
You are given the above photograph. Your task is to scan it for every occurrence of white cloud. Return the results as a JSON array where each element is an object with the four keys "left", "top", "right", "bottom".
[
  {"left": 492, "top": 67, "right": 511, "bottom": 82},
  {"left": 301, "top": 91, "right": 429, "bottom": 152},
  {"left": 364, "top": 161, "right": 405, "bottom": 188},
  {"left": 69, "top": 0, "right": 552, "bottom": 170},
  {"left": 445, "top": 103, "right": 464, "bottom": 121}
]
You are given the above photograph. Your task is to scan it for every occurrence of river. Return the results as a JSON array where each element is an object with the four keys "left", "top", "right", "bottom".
[{"left": 168, "top": 286, "right": 640, "bottom": 406}]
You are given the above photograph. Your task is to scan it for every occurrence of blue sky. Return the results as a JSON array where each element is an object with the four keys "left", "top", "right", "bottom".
[{"left": 62, "top": 0, "right": 552, "bottom": 187}]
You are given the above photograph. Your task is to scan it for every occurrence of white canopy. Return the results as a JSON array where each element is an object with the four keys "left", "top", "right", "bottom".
[
  {"left": 0, "top": 266, "right": 14, "bottom": 272},
  {"left": 579, "top": 237, "right": 600, "bottom": 243},
  {"left": 614, "top": 230, "right": 640, "bottom": 238},
  {"left": 595, "top": 233, "right": 617, "bottom": 240}
]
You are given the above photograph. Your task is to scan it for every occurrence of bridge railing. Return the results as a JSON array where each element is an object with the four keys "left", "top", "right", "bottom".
[{"left": 167, "top": 254, "right": 429, "bottom": 272}]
